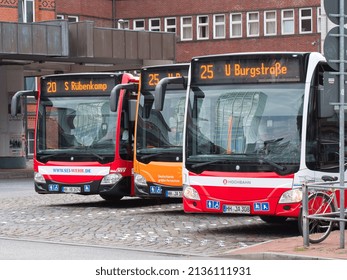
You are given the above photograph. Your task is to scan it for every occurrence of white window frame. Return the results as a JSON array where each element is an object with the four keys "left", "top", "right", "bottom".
[
  {"left": 299, "top": 8, "right": 312, "bottom": 34},
  {"left": 57, "top": 15, "right": 64, "bottom": 20},
  {"left": 197, "top": 15, "right": 209, "bottom": 40},
  {"left": 317, "top": 7, "right": 321, "bottom": 33},
  {"left": 230, "top": 13, "right": 242, "bottom": 38},
  {"left": 281, "top": 9, "right": 294, "bottom": 35},
  {"left": 67, "top": 16, "right": 79, "bottom": 22},
  {"left": 264, "top": 10, "right": 277, "bottom": 36},
  {"left": 149, "top": 18, "right": 161, "bottom": 32},
  {"left": 27, "top": 129, "right": 34, "bottom": 157},
  {"left": 247, "top": 12, "right": 259, "bottom": 37},
  {"left": 213, "top": 14, "right": 225, "bottom": 39},
  {"left": 165, "top": 17, "right": 176, "bottom": 33},
  {"left": 19, "top": 0, "right": 35, "bottom": 23},
  {"left": 134, "top": 19, "right": 145, "bottom": 31},
  {"left": 118, "top": 20, "right": 129, "bottom": 29},
  {"left": 181, "top": 16, "right": 193, "bottom": 41}
]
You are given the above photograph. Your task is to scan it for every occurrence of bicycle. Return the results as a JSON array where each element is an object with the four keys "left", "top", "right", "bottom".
[{"left": 299, "top": 175, "right": 340, "bottom": 244}]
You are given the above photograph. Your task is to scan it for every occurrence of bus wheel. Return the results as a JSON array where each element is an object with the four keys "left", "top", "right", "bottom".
[
  {"left": 99, "top": 194, "right": 123, "bottom": 202},
  {"left": 260, "top": 216, "right": 288, "bottom": 224}
]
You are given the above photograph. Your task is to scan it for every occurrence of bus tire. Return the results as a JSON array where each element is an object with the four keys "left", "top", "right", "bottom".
[
  {"left": 260, "top": 216, "right": 288, "bottom": 224},
  {"left": 99, "top": 194, "right": 123, "bottom": 202}
]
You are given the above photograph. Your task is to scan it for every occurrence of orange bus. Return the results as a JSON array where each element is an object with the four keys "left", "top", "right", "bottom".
[{"left": 133, "top": 64, "right": 189, "bottom": 198}]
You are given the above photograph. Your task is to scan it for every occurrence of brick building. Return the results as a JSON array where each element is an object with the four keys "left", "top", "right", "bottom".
[
  {"left": 0, "top": 0, "right": 55, "bottom": 22},
  {"left": 0, "top": 1, "right": 323, "bottom": 63},
  {"left": 0, "top": 1, "right": 113, "bottom": 26},
  {"left": 55, "top": 0, "right": 114, "bottom": 27},
  {"left": 114, "top": 0, "right": 322, "bottom": 62}
]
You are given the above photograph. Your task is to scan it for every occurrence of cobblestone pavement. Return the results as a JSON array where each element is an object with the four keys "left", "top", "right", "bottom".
[{"left": 0, "top": 193, "right": 301, "bottom": 257}]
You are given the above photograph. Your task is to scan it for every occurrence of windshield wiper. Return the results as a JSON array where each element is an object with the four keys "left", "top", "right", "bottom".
[
  {"left": 138, "top": 149, "right": 182, "bottom": 164},
  {"left": 38, "top": 151, "right": 105, "bottom": 162},
  {"left": 188, "top": 155, "right": 287, "bottom": 174},
  {"left": 140, "top": 152, "right": 166, "bottom": 160},
  {"left": 38, "top": 152, "right": 70, "bottom": 161},
  {"left": 258, "top": 157, "right": 286, "bottom": 171},
  {"left": 191, "top": 159, "right": 227, "bottom": 170}
]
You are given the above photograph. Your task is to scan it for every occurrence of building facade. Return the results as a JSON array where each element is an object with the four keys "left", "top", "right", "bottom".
[
  {"left": 55, "top": 0, "right": 114, "bottom": 27},
  {"left": 0, "top": 0, "right": 175, "bottom": 165},
  {"left": 114, "top": 0, "right": 322, "bottom": 62}
]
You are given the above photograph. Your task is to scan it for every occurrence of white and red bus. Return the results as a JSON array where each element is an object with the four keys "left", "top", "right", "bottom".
[
  {"left": 180, "top": 52, "right": 347, "bottom": 227},
  {"left": 12, "top": 73, "right": 138, "bottom": 201}
]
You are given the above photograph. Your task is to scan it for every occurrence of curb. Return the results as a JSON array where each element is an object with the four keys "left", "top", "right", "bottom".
[{"left": 0, "top": 169, "right": 33, "bottom": 179}]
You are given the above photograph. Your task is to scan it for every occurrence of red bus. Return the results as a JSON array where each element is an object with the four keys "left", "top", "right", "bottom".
[
  {"left": 178, "top": 52, "right": 347, "bottom": 228},
  {"left": 12, "top": 73, "right": 138, "bottom": 201}
]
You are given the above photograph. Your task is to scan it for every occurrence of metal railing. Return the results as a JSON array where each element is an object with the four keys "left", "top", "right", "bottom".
[{"left": 302, "top": 181, "right": 347, "bottom": 248}]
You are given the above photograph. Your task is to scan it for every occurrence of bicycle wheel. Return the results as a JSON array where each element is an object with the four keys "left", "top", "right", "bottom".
[{"left": 305, "top": 192, "right": 335, "bottom": 244}]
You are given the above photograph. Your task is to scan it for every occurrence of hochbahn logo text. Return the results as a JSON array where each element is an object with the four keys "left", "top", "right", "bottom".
[{"left": 223, "top": 179, "right": 251, "bottom": 185}]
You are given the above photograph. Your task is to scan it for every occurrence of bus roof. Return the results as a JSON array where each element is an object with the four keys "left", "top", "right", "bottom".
[{"left": 191, "top": 51, "right": 323, "bottom": 61}]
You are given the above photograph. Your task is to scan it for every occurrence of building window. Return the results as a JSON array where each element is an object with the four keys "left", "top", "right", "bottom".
[
  {"left": 67, "top": 16, "right": 78, "bottom": 22},
  {"left": 213, "top": 14, "right": 225, "bottom": 39},
  {"left": 247, "top": 12, "right": 259, "bottom": 37},
  {"left": 118, "top": 20, "right": 129, "bottom": 29},
  {"left": 230, "top": 13, "right": 242, "bottom": 38},
  {"left": 134, "top": 19, "right": 145, "bottom": 31},
  {"left": 264, "top": 11, "right": 277, "bottom": 36},
  {"left": 27, "top": 130, "right": 34, "bottom": 157},
  {"left": 317, "top": 7, "right": 321, "bottom": 33},
  {"left": 165, "top": 17, "right": 176, "bottom": 33},
  {"left": 197, "top": 15, "right": 209, "bottom": 40},
  {"left": 300, "top": 8, "right": 312, "bottom": 34},
  {"left": 149, "top": 18, "right": 161, "bottom": 32},
  {"left": 282, "top": 9, "right": 294, "bottom": 35},
  {"left": 18, "top": 0, "right": 34, "bottom": 23},
  {"left": 57, "top": 15, "right": 79, "bottom": 22},
  {"left": 181, "top": 16, "right": 193, "bottom": 41}
]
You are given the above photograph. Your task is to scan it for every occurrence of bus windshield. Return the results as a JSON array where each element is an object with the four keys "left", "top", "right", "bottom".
[
  {"left": 36, "top": 96, "right": 118, "bottom": 162},
  {"left": 186, "top": 83, "right": 304, "bottom": 174},
  {"left": 136, "top": 90, "right": 186, "bottom": 161}
]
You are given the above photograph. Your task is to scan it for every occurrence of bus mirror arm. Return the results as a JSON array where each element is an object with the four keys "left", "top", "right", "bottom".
[
  {"left": 11, "top": 90, "right": 38, "bottom": 117},
  {"left": 154, "top": 76, "right": 186, "bottom": 111},
  {"left": 110, "top": 83, "right": 138, "bottom": 112}
]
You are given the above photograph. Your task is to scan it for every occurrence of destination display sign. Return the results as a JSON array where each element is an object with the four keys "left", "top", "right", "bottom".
[
  {"left": 191, "top": 54, "right": 304, "bottom": 85},
  {"left": 41, "top": 75, "right": 118, "bottom": 97},
  {"left": 141, "top": 64, "right": 189, "bottom": 91}
]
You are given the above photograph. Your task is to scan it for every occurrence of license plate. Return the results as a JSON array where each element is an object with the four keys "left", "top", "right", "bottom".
[
  {"left": 223, "top": 204, "right": 250, "bottom": 214},
  {"left": 166, "top": 190, "right": 182, "bottom": 198},
  {"left": 62, "top": 186, "right": 81, "bottom": 193}
]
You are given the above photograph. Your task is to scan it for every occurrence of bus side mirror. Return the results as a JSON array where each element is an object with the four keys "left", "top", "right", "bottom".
[
  {"left": 319, "top": 73, "right": 339, "bottom": 118},
  {"left": 110, "top": 83, "right": 138, "bottom": 112},
  {"left": 11, "top": 90, "right": 37, "bottom": 117},
  {"left": 154, "top": 76, "right": 186, "bottom": 111}
]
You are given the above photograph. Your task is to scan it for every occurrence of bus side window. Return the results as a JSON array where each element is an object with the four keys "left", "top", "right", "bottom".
[{"left": 307, "top": 62, "right": 340, "bottom": 172}]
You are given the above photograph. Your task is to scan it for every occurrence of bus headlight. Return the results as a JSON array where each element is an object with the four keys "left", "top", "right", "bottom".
[
  {"left": 183, "top": 185, "right": 200, "bottom": 200},
  {"left": 101, "top": 173, "right": 122, "bottom": 185},
  {"left": 279, "top": 189, "right": 302, "bottom": 203},
  {"left": 134, "top": 173, "right": 147, "bottom": 186},
  {"left": 34, "top": 172, "right": 46, "bottom": 184}
]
